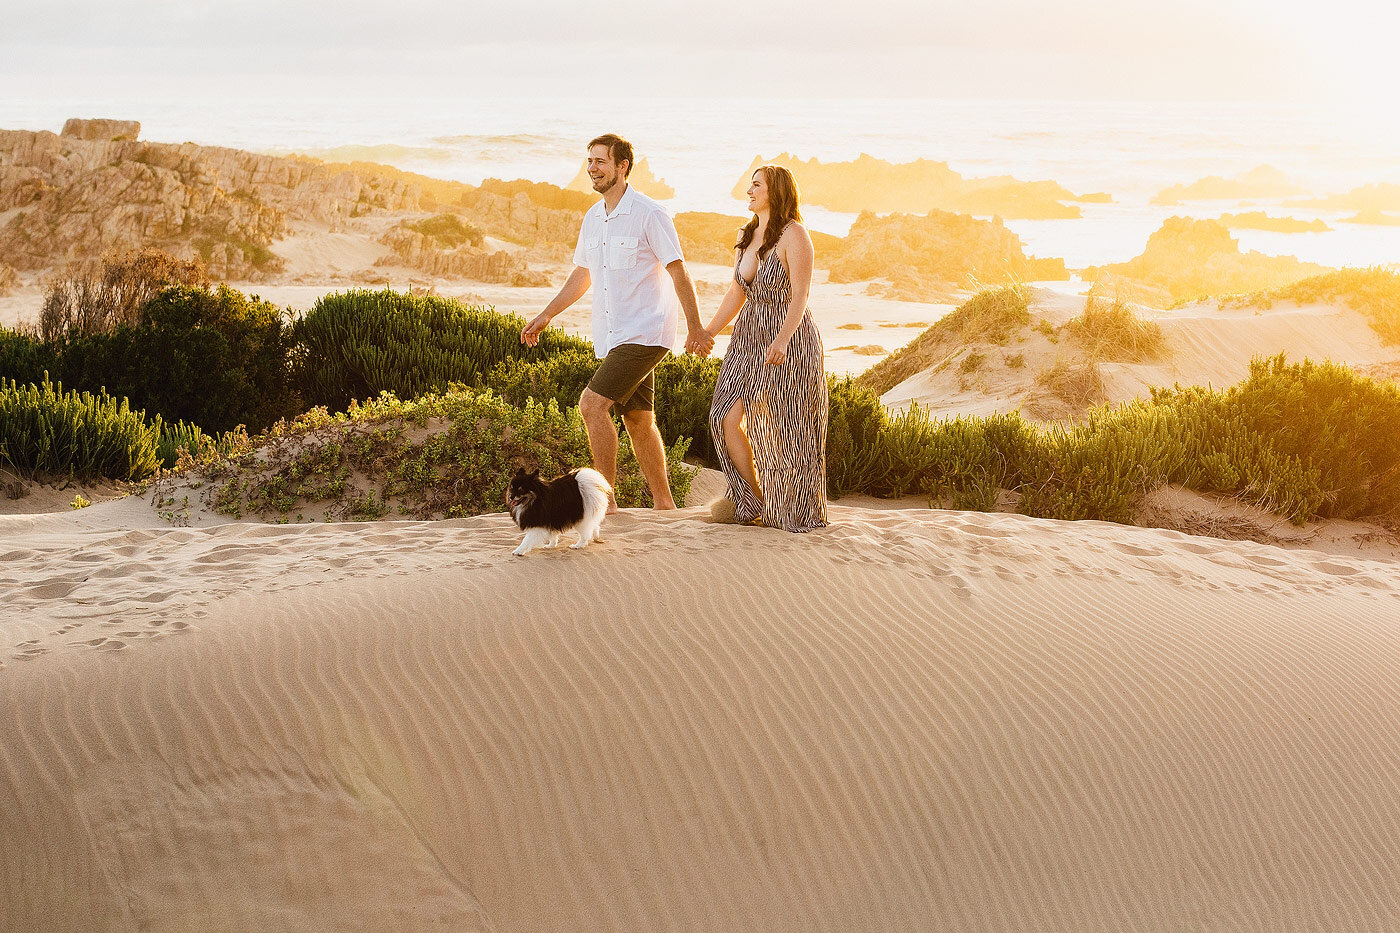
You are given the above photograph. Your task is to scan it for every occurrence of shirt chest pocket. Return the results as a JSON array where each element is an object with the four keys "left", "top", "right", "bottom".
[
  {"left": 584, "top": 235, "right": 602, "bottom": 265},
  {"left": 607, "top": 235, "right": 640, "bottom": 270}
]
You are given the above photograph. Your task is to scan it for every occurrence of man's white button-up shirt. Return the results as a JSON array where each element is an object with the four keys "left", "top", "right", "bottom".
[{"left": 571, "top": 185, "right": 685, "bottom": 359}]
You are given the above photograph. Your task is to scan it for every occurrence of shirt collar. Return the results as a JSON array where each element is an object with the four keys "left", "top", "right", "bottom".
[{"left": 608, "top": 184, "right": 636, "bottom": 216}]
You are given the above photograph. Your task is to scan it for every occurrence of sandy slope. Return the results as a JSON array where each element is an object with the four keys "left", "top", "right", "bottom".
[
  {"left": 5, "top": 502, "right": 1400, "bottom": 931},
  {"left": 883, "top": 287, "right": 1400, "bottom": 418}
]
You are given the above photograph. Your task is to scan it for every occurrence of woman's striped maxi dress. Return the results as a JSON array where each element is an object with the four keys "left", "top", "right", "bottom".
[{"left": 708, "top": 243, "right": 829, "bottom": 532}]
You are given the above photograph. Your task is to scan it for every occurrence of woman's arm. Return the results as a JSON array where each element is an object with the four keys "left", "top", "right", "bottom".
[
  {"left": 766, "top": 225, "right": 815, "bottom": 365},
  {"left": 705, "top": 278, "right": 747, "bottom": 336}
]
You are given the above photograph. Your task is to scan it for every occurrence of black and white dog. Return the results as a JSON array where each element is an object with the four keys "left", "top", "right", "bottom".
[{"left": 506, "top": 466, "right": 611, "bottom": 556}]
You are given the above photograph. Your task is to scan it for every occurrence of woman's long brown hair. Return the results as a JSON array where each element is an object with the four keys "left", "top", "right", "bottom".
[{"left": 736, "top": 165, "right": 802, "bottom": 260}]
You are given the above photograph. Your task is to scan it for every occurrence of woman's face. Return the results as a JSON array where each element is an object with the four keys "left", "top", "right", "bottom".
[{"left": 746, "top": 171, "right": 769, "bottom": 213}]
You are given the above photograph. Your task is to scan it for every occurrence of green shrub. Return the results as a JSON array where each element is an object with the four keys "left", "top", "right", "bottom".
[
  {"left": 1018, "top": 402, "right": 1183, "bottom": 523},
  {"left": 1153, "top": 353, "right": 1400, "bottom": 521},
  {"left": 485, "top": 348, "right": 597, "bottom": 411},
  {"left": 55, "top": 284, "right": 298, "bottom": 434},
  {"left": 826, "top": 377, "right": 891, "bottom": 498},
  {"left": 853, "top": 353, "right": 1395, "bottom": 527},
  {"left": 654, "top": 354, "right": 722, "bottom": 464},
  {"left": 405, "top": 213, "right": 484, "bottom": 249},
  {"left": 0, "top": 374, "right": 160, "bottom": 481},
  {"left": 0, "top": 328, "right": 58, "bottom": 386},
  {"left": 201, "top": 387, "right": 693, "bottom": 522},
  {"left": 292, "top": 289, "right": 591, "bottom": 411},
  {"left": 156, "top": 419, "right": 248, "bottom": 470}
]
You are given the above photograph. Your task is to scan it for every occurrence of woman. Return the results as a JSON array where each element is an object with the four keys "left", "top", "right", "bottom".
[{"left": 705, "top": 165, "right": 829, "bottom": 532}]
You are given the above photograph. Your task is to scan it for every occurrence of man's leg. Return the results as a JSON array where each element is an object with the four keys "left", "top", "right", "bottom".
[
  {"left": 621, "top": 408, "right": 676, "bottom": 510},
  {"left": 579, "top": 388, "right": 621, "bottom": 513}
]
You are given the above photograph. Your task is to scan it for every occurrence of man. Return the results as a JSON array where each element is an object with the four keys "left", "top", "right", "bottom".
[{"left": 521, "top": 133, "right": 712, "bottom": 512}]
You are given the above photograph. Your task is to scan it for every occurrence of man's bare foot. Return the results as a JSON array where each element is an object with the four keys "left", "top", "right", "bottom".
[{"left": 606, "top": 503, "right": 620, "bottom": 515}]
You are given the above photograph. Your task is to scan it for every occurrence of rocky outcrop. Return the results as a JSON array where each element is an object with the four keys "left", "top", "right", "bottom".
[
  {"left": 1152, "top": 165, "right": 1303, "bottom": 206},
  {"left": 0, "top": 126, "right": 423, "bottom": 280},
  {"left": 1082, "top": 217, "right": 1329, "bottom": 303},
  {"left": 829, "top": 210, "right": 1068, "bottom": 295},
  {"left": 457, "top": 189, "right": 582, "bottom": 246},
  {"left": 0, "top": 263, "right": 18, "bottom": 296},
  {"left": 61, "top": 119, "right": 140, "bottom": 142},
  {"left": 1218, "top": 212, "right": 1330, "bottom": 233},
  {"left": 1294, "top": 183, "right": 1400, "bottom": 214},
  {"left": 567, "top": 157, "right": 674, "bottom": 200},
  {"left": 730, "top": 154, "right": 1086, "bottom": 219},
  {"left": 376, "top": 226, "right": 550, "bottom": 286}
]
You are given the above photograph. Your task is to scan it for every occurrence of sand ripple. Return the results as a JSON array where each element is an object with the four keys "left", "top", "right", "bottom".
[{"left": 4, "top": 506, "right": 1400, "bottom": 930}]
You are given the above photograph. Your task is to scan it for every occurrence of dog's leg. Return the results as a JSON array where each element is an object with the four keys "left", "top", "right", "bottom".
[
  {"left": 571, "top": 518, "right": 600, "bottom": 549},
  {"left": 513, "top": 528, "right": 551, "bottom": 556},
  {"left": 546, "top": 531, "right": 561, "bottom": 549}
]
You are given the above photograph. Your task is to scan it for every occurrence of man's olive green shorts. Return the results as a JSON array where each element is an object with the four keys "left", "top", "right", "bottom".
[{"left": 587, "top": 343, "right": 670, "bottom": 414}]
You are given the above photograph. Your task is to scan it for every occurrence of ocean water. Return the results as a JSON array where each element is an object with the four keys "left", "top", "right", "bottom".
[{"left": 3, "top": 96, "right": 1399, "bottom": 269}]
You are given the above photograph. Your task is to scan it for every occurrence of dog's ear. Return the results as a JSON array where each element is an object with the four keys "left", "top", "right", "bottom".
[
  {"left": 529, "top": 468, "right": 540, "bottom": 478},
  {"left": 514, "top": 466, "right": 526, "bottom": 478}
]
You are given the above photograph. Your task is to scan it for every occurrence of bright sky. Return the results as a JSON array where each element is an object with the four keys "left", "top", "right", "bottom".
[{"left": 2, "top": 0, "right": 1394, "bottom": 112}]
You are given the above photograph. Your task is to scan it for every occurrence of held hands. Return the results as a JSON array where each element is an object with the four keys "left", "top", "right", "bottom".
[
  {"left": 685, "top": 327, "right": 715, "bottom": 357},
  {"left": 520, "top": 313, "right": 549, "bottom": 347}
]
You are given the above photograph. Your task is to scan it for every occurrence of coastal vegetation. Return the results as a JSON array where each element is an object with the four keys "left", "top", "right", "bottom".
[
  {"left": 3, "top": 274, "right": 1397, "bottom": 532},
  {"left": 857, "top": 285, "right": 1031, "bottom": 395},
  {"left": 1063, "top": 295, "right": 1166, "bottom": 362},
  {"left": 183, "top": 390, "right": 692, "bottom": 523},
  {"left": 4, "top": 281, "right": 299, "bottom": 434},
  {"left": 0, "top": 375, "right": 161, "bottom": 481},
  {"left": 1220, "top": 266, "right": 1400, "bottom": 345}
]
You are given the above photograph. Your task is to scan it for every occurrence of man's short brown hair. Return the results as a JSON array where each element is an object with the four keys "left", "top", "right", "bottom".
[{"left": 588, "top": 134, "right": 634, "bottom": 178}]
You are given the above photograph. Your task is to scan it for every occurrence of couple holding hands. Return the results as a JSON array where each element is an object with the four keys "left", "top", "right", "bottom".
[{"left": 522, "top": 133, "right": 828, "bottom": 533}]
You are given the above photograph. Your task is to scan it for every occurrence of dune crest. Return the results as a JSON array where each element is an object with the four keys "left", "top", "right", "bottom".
[{"left": 4, "top": 505, "right": 1400, "bottom": 930}]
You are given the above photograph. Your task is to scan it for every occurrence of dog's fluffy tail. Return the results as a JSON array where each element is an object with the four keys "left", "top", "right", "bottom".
[{"left": 576, "top": 468, "right": 612, "bottom": 519}]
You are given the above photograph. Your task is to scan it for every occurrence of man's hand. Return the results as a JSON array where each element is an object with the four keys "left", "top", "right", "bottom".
[
  {"left": 685, "top": 328, "right": 715, "bottom": 357},
  {"left": 521, "top": 312, "right": 550, "bottom": 347}
]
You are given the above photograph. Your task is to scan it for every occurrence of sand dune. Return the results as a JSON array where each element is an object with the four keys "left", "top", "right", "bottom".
[
  {"left": 883, "top": 287, "right": 1400, "bottom": 419},
  {"left": 5, "top": 501, "right": 1400, "bottom": 931}
]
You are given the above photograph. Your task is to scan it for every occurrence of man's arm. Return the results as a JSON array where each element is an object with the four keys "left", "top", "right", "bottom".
[
  {"left": 666, "top": 259, "right": 712, "bottom": 355},
  {"left": 521, "top": 266, "right": 590, "bottom": 346}
]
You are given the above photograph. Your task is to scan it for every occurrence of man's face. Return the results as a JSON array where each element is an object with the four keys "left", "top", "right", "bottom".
[{"left": 586, "top": 145, "right": 626, "bottom": 195}]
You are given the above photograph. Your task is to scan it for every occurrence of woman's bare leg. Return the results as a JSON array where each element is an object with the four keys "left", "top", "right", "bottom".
[{"left": 720, "top": 400, "right": 762, "bottom": 502}]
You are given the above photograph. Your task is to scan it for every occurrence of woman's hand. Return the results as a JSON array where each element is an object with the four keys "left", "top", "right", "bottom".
[{"left": 765, "top": 336, "right": 791, "bottom": 366}]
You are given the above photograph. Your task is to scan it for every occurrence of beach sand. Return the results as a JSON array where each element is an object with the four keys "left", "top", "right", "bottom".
[{"left": 5, "top": 498, "right": 1400, "bottom": 931}]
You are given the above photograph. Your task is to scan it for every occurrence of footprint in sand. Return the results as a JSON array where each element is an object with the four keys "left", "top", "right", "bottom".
[
  {"left": 23, "top": 581, "right": 84, "bottom": 599},
  {"left": 1311, "top": 561, "right": 1359, "bottom": 576},
  {"left": 960, "top": 524, "right": 1012, "bottom": 538},
  {"left": 1114, "top": 543, "right": 1163, "bottom": 557}
]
